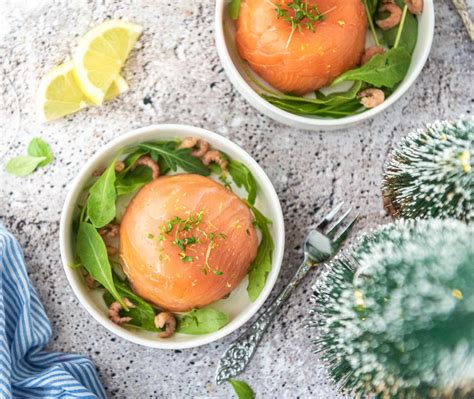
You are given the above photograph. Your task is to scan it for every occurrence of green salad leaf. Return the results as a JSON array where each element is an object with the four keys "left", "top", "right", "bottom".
[
  {"left": 176, "top": 308, "right": 229, "bottom": 335},
  {"left": 260, "top": 81, "right": 364, "bottom": 117},
  {"left": 76, "top": 222, "right": 127, "bottom": 308},
  {"left": 229, "top": 380, "right": 255, "bottom": 399},
  {"left": 229, "top": 0, "right": 241, "bottom": 20},
  {"left": 5, "top": 137, "right": 54, "bottom": 176},
  {"left": 86, "top": 159, "right": 117, "bottom": 228},
  {"left": 103, "top": 279, "right": 159, "bottom": 331},
  {"left": 121, "top": 148, "right": 149, "bottom": 174},
  {"left": 332, "top": 47, "right": 411, "bottom": 89},
  {"left": 27, "top": 137, "right": 54, "bottom": 167},
  {"left": 263, "top": 96, "right": 363, "bottom": 118},
  {"left": 115, "top": 165, "right": 153, "bottom": 196},
  {"left": 247, "top": 205, "right": 274, "bottom": 302},
  {"left": 315, "top": 81, "right": 364, "bottom": 104},
  {"left": 228, "top": 160, "right": 257, "bottom": 205},
  {"left": 381, "top": 0, "right": 418, "bottom": 54},
  {"left": 140, "top": 142, "right": 210, "bottom": 176},
  {"left": 5, "top": 156, "right": 47, "bottom": 176},
  {"left": 364, "top": 0, "right": 379, "bottom": 15}
]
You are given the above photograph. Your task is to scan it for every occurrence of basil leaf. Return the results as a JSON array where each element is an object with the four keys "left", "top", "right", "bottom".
[
  {"left": 229, "top": 0, "right": 241, "bottom": 20},
  {"left": 5, "top": 155, "right": 47, "bottom": 176},
  {"left": 87, "top": 159, "right": 117, "bottom": 228},
  {"left": 116, "top": 165, "right": 153, "bottom": 196},
  {"left": 332, "top": 47, "right": 411, "bottom": 88},
  {"left": 76, "top": 222, "right": 126, "bottom": 308},
  {"left": 139, "top": 142, "right": 210, "bottom": 176},
  {"left": 247, "top": 205, "right": 274, "bottom": 302},
  {"left": 381, "top": 0, "right": 418, "bottom": 54},
  {"left": 229, "top": 380, "right": 255, "bottom": 399},
  {"left": 27, "top": 137, "right": 54, "bottom": 167},
  {"left": 176, "top": 308, "right": 229, "bottom": 335},
  {"left": 228, "top": 160, "right": 257, "bottom": 205},
  {"left": 103, "top": 279, "right": 159, "bottom": 331}
]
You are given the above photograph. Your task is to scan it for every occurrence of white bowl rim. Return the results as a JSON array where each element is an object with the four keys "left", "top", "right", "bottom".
[
  {"left": 214, "top": 0, "right": 435, "bottom": 130},
  {"left": 59, "top": 124, "right": 285, "bottom": 349}
]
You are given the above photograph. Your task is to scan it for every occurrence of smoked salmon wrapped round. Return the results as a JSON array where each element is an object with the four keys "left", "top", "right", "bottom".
[
  {"left": 236, "top": 0, "right": 367, "bottom": 95},
  {"left": 120, "top": 174, "right": 259, "bottom": 312}
]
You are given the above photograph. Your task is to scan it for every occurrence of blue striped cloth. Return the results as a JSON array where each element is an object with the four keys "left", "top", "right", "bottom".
[{"left": 0, "top": 225, "right": 106, "bottom": 398}]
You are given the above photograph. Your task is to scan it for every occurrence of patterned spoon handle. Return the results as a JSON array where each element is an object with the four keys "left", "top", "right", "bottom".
[
  {"left": 215, "top": 261, "right": 313, "bottom": 384},
  {"left": 451, "top": 0, "right": 474, "bottom": 41}
]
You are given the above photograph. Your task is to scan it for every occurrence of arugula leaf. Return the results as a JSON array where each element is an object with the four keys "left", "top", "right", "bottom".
[
  {"left": 76, "top": 222, "right": 126, "bottom": 308},
  {"left": 176, "top": 308, "right": 229, "bottom": 335},
  {"left": 121, "top": 148, "right": 149, "bottom": 174},
  {"left": 86, "top": 159, "right": 117, "bottom": 228},
  {"left": 139, "top": 142, "right": 210, "bottom": 176},
  {"left": 116, "top": 165, "right": 153, "bottom": 196},
  {"left": 27, "top": 137, "right": 54, "bottom": 167},
  {"left": 381, "top": 0, "right": 418, "bottom": 53},
  {"left": 5, "top": 155, "right": 46, "bottom": 176},
  {"left": 103, "top": 279, "right": 159, "bottom": 331},
  {"left": 229, "top": 0, "right": 241, "bottom": 20},
  {"left": 332, "top": 47, "right": 411, "bottom": 89},
  {"left": 229, "top": 380, "right": 255, "bottom": 399},
  {"left": 247, "top": 205, "right": 274, "bottom": 301},
  {"left": 228, "top": 160, "right": 257, "bottom": 205}
]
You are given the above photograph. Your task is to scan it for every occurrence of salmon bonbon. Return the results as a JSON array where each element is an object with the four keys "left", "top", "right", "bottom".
[
  {"left": 236, "top": 0, "right": 367, "bottom": 95},
  {"left": 120, "top": 174, "right": 259, "bottom": 312}
]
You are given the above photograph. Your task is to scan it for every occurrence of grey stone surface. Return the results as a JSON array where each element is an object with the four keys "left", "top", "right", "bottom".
[{"left": 0, "top": 0, "right": 472, "bottom": 397}]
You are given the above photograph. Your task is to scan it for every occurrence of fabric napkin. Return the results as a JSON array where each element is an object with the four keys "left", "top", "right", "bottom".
[{"left": 0, "top": 224, "right": 106, "bottom": 398}]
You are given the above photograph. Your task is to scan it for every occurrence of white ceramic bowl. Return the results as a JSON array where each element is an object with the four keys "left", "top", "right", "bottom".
[
  {"left": 60, "top": 124, "right": 285, "bottom": 349},
  {"left": 215, "top": 0, "right": 435, "bottom": 131}
]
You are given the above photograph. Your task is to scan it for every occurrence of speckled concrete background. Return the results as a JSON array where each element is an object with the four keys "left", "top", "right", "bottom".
[{"left": 0, "top": 0, "right": 473, "bottom": 397}]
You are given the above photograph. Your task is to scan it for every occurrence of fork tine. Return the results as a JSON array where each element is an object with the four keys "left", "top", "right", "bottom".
[
  {"left": 316, "top": 202, "right": 344, "bottom": 230},
  {"left": 332, "top": 216, "right": 359, "bottom": 251},
  {"left": 326, "top": 207, "right": 352, "bottom": 239}
]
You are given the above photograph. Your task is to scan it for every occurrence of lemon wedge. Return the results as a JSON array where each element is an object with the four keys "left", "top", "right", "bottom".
[
  {"left": 73, "top": 19, "right": 142, "bottom": 105},
  {"left": 36, "top": 61, "right": 129, "bottom": 122},
  {"left": 105, "top": 75, "right": 129, "bottom": 101}
]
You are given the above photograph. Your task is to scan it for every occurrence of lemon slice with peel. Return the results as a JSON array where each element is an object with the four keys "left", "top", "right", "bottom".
[
  {"left": 73, "top": 19, "right": 142, "bottom": 105},
  {"left": 105, "top": 75, "right": 129, "bottom": 101},
  {"left": 36, "top": 61, "right": 128, "bottom": 122}
]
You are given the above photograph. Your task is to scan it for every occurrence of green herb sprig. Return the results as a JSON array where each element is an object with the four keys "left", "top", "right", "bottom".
[{"left": 274, "top": 0, "right": 327, "bottom": 47}]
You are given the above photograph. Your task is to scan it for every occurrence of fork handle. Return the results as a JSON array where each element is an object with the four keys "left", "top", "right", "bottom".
[{"left": 215, "top": 260, "right": 314, "bottom": 384}]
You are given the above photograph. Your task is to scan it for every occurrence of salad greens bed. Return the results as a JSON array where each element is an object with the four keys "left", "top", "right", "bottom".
[
  {"left": 228, "top": 0, "right": 419, "bottom": 118},
  {"left": 72, "top": 138, "right": 274, "bottom": 335}
]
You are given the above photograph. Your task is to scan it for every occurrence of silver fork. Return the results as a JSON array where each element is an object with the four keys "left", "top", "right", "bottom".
[{"left": 215, "top": 202, "right": 357, "bottom": 384}]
